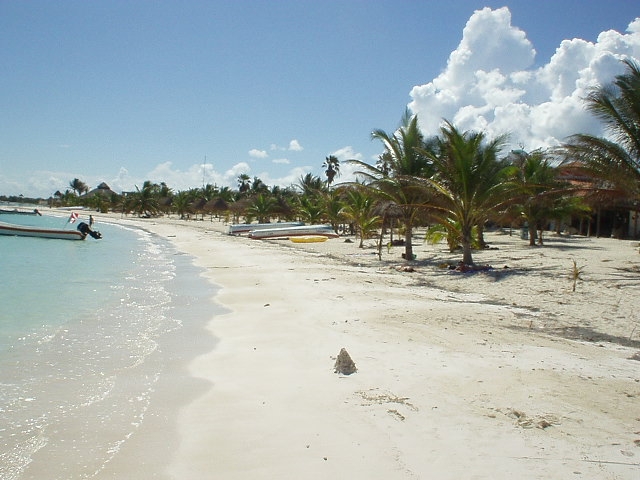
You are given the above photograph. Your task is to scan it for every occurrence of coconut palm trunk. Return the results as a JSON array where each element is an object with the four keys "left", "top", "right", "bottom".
[
  {"left": 403, "top": 217, "right": 414, "bottom": 260},
  {"left": 528, "top": 222, "right": 537, "bottom": 246},
  {"left": 461, "top": 223, "right": 474, "bottom": 265}
]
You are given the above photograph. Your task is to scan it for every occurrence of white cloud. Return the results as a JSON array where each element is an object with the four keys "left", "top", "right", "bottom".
[
  {"left": 288, "top": 139, "right": 303, "bottom": 151},
  {"left": 272, "top": 158, "right": 290, "bottom": 164},
  {"left": 146, "top": 161, "right": 204, "bottom": 191},
  {"left": 331, "top": 146, "right": 363, "bottom": 162},
  {"left": 223, "top": 162, "right": 250, "bottom": 178},
  {"left": 257, "top": 166, "right": 311, "bottom": 188},
  {"left": 248, "top": 148, "right": 269, "bottom": 159},
  {"left": 409, "top": 7, "right": 640, "bottom": 151},
  {"left": 266, "top": 140, "right": 303, "bottom": 152}
]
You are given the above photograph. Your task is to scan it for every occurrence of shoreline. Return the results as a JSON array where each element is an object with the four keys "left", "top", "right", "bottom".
[{"left": 93, "top": 213, "right": 640, "bottom": 479}]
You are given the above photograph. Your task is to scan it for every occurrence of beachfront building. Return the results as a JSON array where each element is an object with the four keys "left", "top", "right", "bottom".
[{"left": 559, "top": 162, "right": 640, "bottom": 239}]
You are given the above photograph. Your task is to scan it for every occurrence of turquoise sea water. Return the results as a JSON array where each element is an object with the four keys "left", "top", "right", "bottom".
[{"left": 0, "top": 211, "right": 217, "bottom": 479}]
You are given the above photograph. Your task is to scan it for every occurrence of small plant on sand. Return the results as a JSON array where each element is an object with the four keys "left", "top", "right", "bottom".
[{"left": 570, "top": 259, "right": 585, "bottom": 292}]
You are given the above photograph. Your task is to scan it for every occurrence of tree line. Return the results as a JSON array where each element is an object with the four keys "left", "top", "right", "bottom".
[{"left": 46, "top": 59, "right": 640, "bottom": 266}]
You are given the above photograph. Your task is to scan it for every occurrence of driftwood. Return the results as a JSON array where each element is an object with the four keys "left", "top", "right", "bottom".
[{"left": 334, "top": 348, "right": 357, "bottom": 375}]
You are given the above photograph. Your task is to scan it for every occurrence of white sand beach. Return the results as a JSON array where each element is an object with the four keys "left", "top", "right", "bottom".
[{"left": 97, "top": 215, "right": 640, "bottom": 479}]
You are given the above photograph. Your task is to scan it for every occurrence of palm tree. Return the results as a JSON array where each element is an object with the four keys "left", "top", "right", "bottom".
[
  {"left": 172, "top": 191, "right": 192, "bottom": 219},
  {"left": 156, "top": 182, "right": 174, "bottom": 215},
  {"left": 340, "top": 187, "right": 380, "bottom": 248},
  {"left": 129, "top": 180, "right": 160, "bottom": 217},
  {"left": 561, "top": 59, "right": 640, "bottom": 201},
  {"left": 507, "top": 150, "right": 563, "bottom": 246},
  {"left": 217, "top": 186, "right": 235, "bottom": 202},
  {"left": 322, "top": 155, "right": 340, "bottom": 187},
  {"left": 237, "top": 174, "right": 251, "bottom": 195},
  {"left": 320, "top": 189, "right": 346, "bottom": 234},
  {"left": 69, "top": 178, "right": 88, "bottom": 196},
  {"left": 270, "top": 186, "right": 296, "bottom": 221},
  {"left": 247, "top": 193, "right": 276, "bottom": 223},
  {"left": 350, "top": 110, "right": 435, "bottom": 260},
  {"left": 200, "top": 183, "right": 218, "bottom": 202},
  {"left": 250, "top": 176, "right": 269, "bottom": 194},
  {"left": 425, "top": 121, "right": 509, "bottom": 266},
  {"left": 158, "top": 182, "right": 172, "bottom": 198},
  {"left": 297, "top": 195, "right": 325, "bottom": 224},
  {"left": 296, "top": 173, "right": 326, "bottom": 197}
]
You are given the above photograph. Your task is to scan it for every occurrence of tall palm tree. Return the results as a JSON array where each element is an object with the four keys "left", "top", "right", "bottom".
[
  {"left": 425, "top": 121, "right": 509, "bottom": 266},
  {"left": 350, "top": 110, "right": 435, "bottom": 260},
  {"left": 322, "top": 155, "right": 340, "bottom": 187},
  {"left": 237, "top": 174, "right": 251, "bottom": 195},
  {"left": 561, "top": 59, "right": 640, "bottom": 201}
]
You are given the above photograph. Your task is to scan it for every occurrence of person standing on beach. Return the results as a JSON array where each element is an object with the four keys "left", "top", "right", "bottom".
[{"left": 89, "top": 215, "right": 94, "bottom": 227}]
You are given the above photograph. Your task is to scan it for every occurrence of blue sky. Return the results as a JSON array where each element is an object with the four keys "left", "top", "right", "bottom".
[{"left": 1, "top": 1, "right": 639, "bottom": 198}]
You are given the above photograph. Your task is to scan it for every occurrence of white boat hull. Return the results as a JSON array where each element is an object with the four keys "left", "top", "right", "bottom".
[
  {"left": 249, "top": 224, "right": 338, "bottom": 239},
  {"left": 229, "top": 221, "right": 304, "bottom": 235},
  {"left": 0, "top": 222, "right": 86, "bottom": 240}
]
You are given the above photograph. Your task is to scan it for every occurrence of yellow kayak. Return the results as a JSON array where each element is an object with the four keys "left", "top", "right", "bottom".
[{"left": 289, "top": 235, "right": 329, "bottom": 243}]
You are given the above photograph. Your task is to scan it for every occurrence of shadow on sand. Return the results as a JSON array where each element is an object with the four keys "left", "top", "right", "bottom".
[{"left": 509, "top": 324, "right": 640, "bottom": 351}]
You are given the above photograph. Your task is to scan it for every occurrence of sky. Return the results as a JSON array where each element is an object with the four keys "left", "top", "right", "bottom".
[{"left": 0, "top": 1, "right": 639, "bottom": 198}]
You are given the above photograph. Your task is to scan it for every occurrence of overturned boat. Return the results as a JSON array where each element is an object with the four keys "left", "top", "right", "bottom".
[
  {"left": 228, "top": 221, "right": 304, "bottom": 235},
  {"left": 0, "top": 221, "right": 102, "bottom": 241},
  {"left": 248, "top": 224, "right": 338, "bottom": 240}
]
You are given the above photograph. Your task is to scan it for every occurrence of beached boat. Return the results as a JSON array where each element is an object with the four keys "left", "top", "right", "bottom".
[
  {"left": 0, "top": 221, "right": 101, "bottom": 241},
  {"left": 289, "top": 236, "right": 329, "bottom": 243},
  {"left": 248, "top": 224, "right": 338, "bottom": 240},
  {"left": 0, "top": 208, "right": 42, "bottom": 215},
  {"left": 228, "top": 221, "right": 304, "bottom": 235}
]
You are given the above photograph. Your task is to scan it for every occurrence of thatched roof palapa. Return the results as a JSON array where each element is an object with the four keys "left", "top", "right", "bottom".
[{"left": 84, "top": 182, "right": 119, "bottom": 198}]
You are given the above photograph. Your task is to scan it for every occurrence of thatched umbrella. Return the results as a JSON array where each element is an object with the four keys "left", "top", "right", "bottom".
[
  {"left": 228, "top": 198, "right": 252, "bottom": 223},
  {"left": 190, "top": 198, "right": 207, "bottom": 220},
  {"left": 204, "top": 197, "right": 229, "bottom": 220},
  {"left": 373, "top": 201, "right": 404, "bottom": 245}
]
